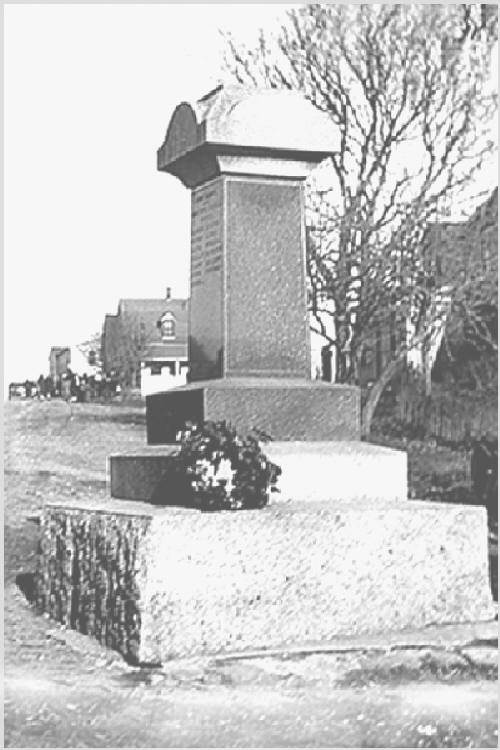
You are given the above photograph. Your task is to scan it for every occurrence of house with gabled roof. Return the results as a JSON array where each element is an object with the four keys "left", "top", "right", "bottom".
[{"left": 101, "top": 287, "right": 189, "bottom": 397}]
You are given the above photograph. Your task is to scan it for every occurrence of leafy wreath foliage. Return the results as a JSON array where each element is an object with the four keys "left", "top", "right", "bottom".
[{"left": 160, "top": 421, "right": 281, "bottom": 511}]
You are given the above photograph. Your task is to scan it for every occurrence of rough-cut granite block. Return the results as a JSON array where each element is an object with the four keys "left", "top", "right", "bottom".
[
  {"left": 35, "top": 507, "right": 149, "bottom": 662},
  {"left": 110, "top": 441, "right": 407, "bottom": 504},
  {"left": 36, "top": 498, "right": 495, "bottom": 664},
  {"left": 146, "top": 378, "right": 360, "bottom": 444}
]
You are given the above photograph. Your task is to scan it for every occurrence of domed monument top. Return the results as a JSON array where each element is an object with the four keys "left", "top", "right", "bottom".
[{"left": 158, "top": 84, "right": 339, "bottom": 188}]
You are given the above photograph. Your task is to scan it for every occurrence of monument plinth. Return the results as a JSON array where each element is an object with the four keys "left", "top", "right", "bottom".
[{"left": 147, "top": 85, "right": 360, "bottom": 443}]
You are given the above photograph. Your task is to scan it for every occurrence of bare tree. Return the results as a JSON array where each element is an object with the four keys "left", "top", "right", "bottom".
[
  {"left": 75, "top": 332, "right": 102, "bottom": 372},
  {"left": 224, "top": 4, "right": 497, "bottom": 435},
  {"left": 109, "top": 315, "right": 146, "bottom": 391}
]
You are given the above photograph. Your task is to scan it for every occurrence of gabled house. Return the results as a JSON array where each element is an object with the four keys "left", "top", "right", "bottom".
[{"left": 101, "top": 287, "right": 189, "bottom": 397}]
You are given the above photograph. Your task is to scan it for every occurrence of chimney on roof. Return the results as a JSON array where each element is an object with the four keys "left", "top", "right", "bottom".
[{"left": 166, "top": 287, "right": 171, "bottom": 300}]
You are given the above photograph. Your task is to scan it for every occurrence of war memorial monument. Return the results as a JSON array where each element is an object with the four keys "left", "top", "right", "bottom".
[{"left": 35, "top": 86, "right": 494, "bottom": 665}]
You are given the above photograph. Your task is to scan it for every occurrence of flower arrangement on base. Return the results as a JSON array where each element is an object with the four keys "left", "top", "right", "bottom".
[{"left": 161, "top": 420, "right": 281, "bottom": 511}]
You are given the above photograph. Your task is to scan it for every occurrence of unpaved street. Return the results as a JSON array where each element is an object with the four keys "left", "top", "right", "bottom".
[{"left": 4, "top": 400, "right": 498, "bottom": 748}]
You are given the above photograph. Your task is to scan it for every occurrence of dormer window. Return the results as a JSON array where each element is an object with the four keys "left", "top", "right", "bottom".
[{"left": 159, "top": 311, "right": 176, "bottom": 340}]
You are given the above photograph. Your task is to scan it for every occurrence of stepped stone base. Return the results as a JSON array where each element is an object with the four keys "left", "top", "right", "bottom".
[
  {"left": 35, "top": 497, "right": 495, "bottom": 665},
  {"left": 109, "top": 441, "right": 407, "bottom": 504},
  {"left": 145, "top": 378, "right": 361, "bottom": 444}
]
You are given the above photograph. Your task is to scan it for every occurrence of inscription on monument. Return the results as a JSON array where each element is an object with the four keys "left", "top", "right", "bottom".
[
  {"left": 189, "top": 178, "right": 224, "bottom": 380},
  {"left": 191, "top": 180, "right": 223, "bottom": 288}
]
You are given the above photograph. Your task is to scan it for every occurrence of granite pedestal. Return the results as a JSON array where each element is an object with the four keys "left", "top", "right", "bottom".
[
  {"left": 35, "top": 497, "right": 495, "bottom": 664},
  {"left": 146, "top": 378, "right": 360, "bottom": 444},
  {"left": 110, "top": 441, "right": 407, "bottom": 505}
]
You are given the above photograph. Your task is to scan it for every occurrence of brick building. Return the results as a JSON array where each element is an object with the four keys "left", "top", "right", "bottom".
[
  {"left": 49, "top": 338, "right": 101, "bottom": 381},
  {"left": 359, "top": 188, "right": 498, "bottom": 388},
  {"left": 429, "top": 188, "right": 498, "bottom": 388},
  {"left": 49, "top": 346, "right": 71, "bottom": 379}
]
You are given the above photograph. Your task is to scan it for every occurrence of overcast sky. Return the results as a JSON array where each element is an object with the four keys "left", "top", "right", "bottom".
[
  {"left": 4, "top": 3, "right": 289, "bottom": 387},
  {"left": 4, "top": 4, "right": 497, "bottom": 390}
]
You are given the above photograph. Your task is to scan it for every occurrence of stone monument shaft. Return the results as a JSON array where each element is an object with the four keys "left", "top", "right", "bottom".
[
  {"left": 147, "top": 85, "right": 361, "bottom": 443},
  {"left": 158, "top": 86, "right": 340, "bottom": 382},
  {"left": 189, "top": 174, "right": 309, "bottom": 381}
]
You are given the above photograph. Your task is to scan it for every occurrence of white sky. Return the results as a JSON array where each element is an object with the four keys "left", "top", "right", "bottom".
[
  {"left": 4, "top": 4, "right": 497, "bottom": 390},
  {"left": 4, "top": 3, "right": 289, "bottom": 387}
]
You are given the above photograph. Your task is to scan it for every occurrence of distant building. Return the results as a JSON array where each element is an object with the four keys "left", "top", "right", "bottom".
[
  {"left": 359, "top": 187, "right": 498, "bottom": 389},
  {"left": 429, "top": 188, "right": 498, "bottom": 390},
  {"left": 101, "top": 287, "right": 189, "bottom": 397},
  {"left": 49, "top": 339, "right": 101, "bottom": 380},
  {"left": 49, "top": 346, "right": 71, "bottom": 379}
]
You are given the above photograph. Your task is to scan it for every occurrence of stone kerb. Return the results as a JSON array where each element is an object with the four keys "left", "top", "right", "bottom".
[{"left": 36, "top": 498, "right": 495, "bottom": 664}]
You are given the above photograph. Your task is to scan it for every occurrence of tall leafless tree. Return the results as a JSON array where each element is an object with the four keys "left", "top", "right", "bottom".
[
  {"left": 108, "top": 315, "right": 146, "bottom": 391},
  {"left": 224, "top": 4, "right": 497, "bottom": 434}
]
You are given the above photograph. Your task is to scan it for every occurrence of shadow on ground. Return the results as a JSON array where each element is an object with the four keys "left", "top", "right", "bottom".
[{"left": 16, "top": 573, "right": 38, "bottom": 604}]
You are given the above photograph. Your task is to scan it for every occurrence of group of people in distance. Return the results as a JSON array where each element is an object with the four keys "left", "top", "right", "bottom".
[{"left": 11, "top": 370, "right": 121, "bottom": 403}]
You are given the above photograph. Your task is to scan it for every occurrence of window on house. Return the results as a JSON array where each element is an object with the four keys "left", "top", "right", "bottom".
[
  {"left": 150, "top": 363, "right": 163, "bottom": 375},
  {"left": 159, "top": 312, "right": 176, "bottom": 340}
]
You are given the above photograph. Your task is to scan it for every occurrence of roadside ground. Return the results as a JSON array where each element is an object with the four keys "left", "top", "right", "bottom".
[{"left": 4, "top": 400, "right": 498, "bottom": 748}]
